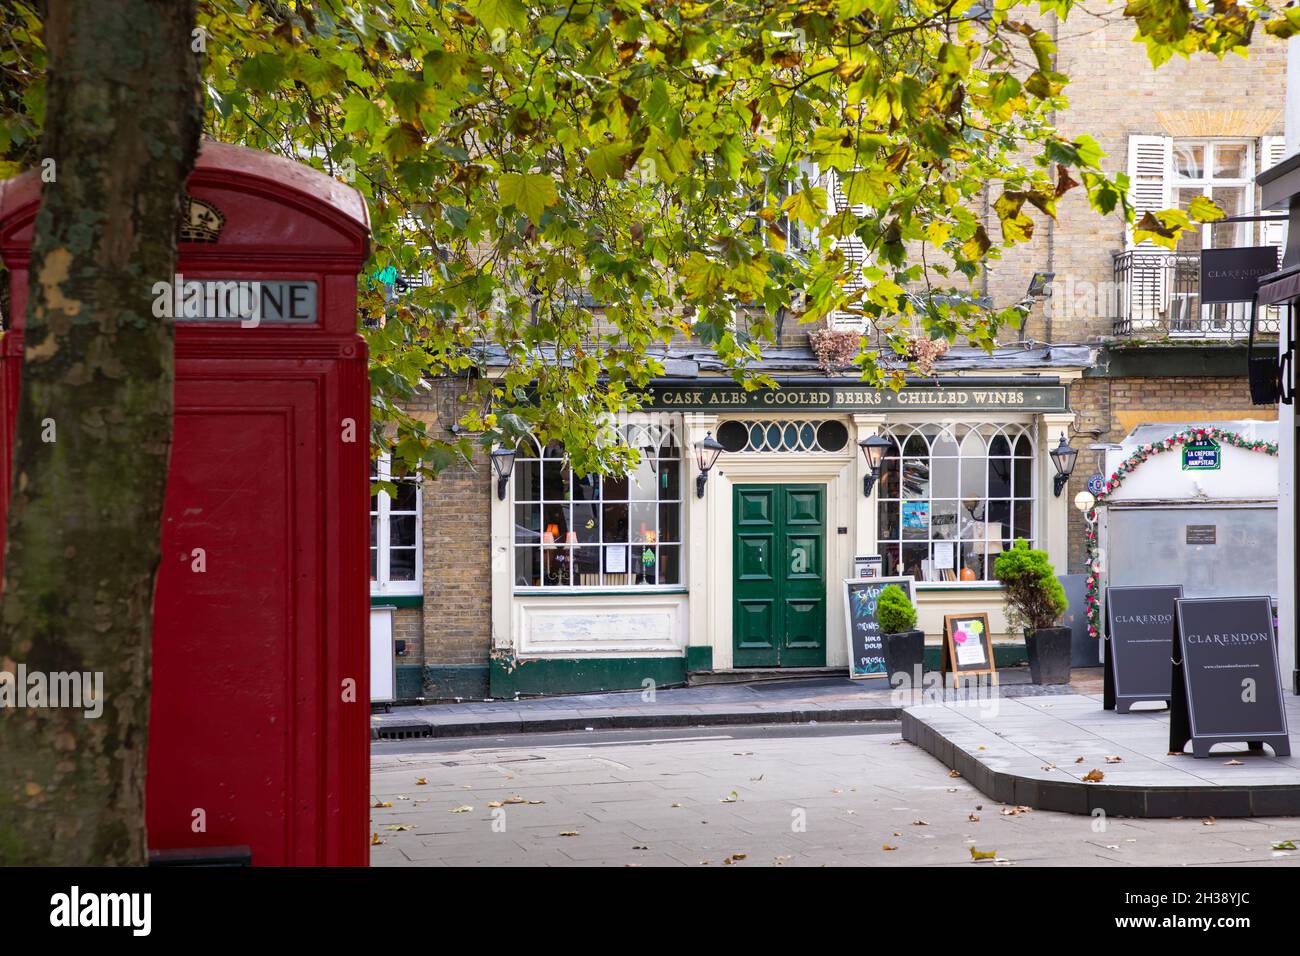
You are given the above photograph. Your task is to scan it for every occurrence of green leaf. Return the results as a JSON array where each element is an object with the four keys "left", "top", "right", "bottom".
[
  {"left": 469, "top": 0, "right": 528, "bottom": 33},
  {"left": 499, "top": 172, "right": 559, "bottom": 223}
]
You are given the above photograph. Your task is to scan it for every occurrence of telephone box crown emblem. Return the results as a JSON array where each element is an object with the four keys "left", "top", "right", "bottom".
[{"left": 180, "top": 195, "right": 225, "bottom": 243}]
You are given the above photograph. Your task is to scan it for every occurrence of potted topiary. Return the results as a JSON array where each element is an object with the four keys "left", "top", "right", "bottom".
[
  {"left": 993, "top": 539, "right": 1070, "bottom": 684},
  {"left": 877, "top": 584, "right": 925, "bottom": 681}
]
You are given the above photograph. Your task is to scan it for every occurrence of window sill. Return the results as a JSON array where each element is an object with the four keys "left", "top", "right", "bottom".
[
  {"left": 914, "top": 582, "right": 1004, "bottom": 592},
  {"left": 513, "top": 587, "right": 688, "bottom": 598},
  {"left": 370, "top": 593, "right": 423, "bottom": 608}
]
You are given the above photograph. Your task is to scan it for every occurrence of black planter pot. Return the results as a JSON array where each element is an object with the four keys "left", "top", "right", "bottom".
[
  {"left": 1026, "top": 626, "right": 1072, "bottom": 685},
  {"left": 883, "top": 629, "right": 925, "bottom": 682}
]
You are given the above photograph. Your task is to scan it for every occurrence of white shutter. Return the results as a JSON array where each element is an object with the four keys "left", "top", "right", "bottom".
[
  {"left": 1262, "top": 135, "right": 1288, "bottom": 255},
  {"left": 827, "top": 168, "right": 869, "bottom": 329},
  {"left": 1126, "top": 134, "right": 1173, "bottom": 250}
]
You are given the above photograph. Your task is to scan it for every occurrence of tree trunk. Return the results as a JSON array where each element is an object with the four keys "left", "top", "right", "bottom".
[{"left": 0, "top": 0, "right": 200, "bottom": 865}]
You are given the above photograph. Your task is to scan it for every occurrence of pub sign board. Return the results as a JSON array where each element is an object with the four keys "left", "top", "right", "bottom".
[
  {"left": 843, "top": 576, "right": 915, "bottom": 681},
  {"left": 641, "top": 383, "right": 1068, "bottom": 413},
  {"left": 1168, "top": 596, "right": 1290, "bottom": 758},
  {"left": 1198, "top": 246, "right": 1279, "bottom": 305},
  {"left": 1103, "top": 585, "right": 1181, "bottom": 713}
]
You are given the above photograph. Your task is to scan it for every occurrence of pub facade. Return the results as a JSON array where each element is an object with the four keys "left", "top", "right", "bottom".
[
  {"left": 496, "top": 366, "right": 1077, "bottom": 692},
  {"left": 374, "top": 347, "right": 1087, "bottom": 700}
]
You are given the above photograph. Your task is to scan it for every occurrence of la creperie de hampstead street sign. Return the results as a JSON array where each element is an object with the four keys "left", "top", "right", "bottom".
[{"left": 641, "top": 382, "right": 1068, "bottom": 413}]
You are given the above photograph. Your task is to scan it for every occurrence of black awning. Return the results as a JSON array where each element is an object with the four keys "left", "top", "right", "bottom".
[{"left": 1258, "top": 271, "right": 1300, "bottom": 305}]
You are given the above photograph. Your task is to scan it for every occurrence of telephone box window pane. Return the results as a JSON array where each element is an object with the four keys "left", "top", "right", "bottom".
[{"left": 369, "top": 549, "right": 377, "bottom": 582}]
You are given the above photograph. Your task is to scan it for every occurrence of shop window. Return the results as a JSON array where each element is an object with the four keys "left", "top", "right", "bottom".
[
  {"left": 716, "top": 418, "right": 849, "bottom": 453},
  {"left": 513, "top": 424, "right": 682, "bottom": 589},
  {"left": 370, "top": 453, "right": 421, "bottom": 595},
  {"left": 875, "top": 423, "right": 1036, "bottom": 583}
]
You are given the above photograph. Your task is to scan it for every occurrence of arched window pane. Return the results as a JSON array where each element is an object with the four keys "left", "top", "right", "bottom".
[{"left": 876, "top": 422, "right": 1035, "bottom": 582}]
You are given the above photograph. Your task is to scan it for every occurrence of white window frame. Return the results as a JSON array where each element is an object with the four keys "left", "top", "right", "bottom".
[
  {"left": 511, "top": 420, "right": 685, "bottom": 593},
  {"left": 1171, "top": 138, "right": 1256, "bottom": 249},
  {"left": 874, "top": 420, "right": 1038, "bottom": 585},
  {"left": 370, "top": 453, "right": 422, "bottom": 597}
]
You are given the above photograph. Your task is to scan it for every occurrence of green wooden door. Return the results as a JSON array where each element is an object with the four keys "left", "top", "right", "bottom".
[{"left": 733, "top": 483, "right": 826, "bottom": 667}]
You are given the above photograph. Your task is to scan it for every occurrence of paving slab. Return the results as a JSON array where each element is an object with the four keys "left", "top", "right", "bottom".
[{"left": 904, "top": 692, "right": 1300, "bottom": 818}]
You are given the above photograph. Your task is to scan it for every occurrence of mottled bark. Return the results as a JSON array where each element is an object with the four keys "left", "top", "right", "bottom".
[{"left": 0, "top": 0, "right": 200, "bottom": 864}]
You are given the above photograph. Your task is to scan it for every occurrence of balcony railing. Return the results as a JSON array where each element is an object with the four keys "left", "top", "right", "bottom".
[{"left": 1112, "top": 249, "right": 1281, "bottom": 340}]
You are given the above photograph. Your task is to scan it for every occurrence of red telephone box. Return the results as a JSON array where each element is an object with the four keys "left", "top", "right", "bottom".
[{"left": 0, "top": 141, "right": 371, "bottom": 866}]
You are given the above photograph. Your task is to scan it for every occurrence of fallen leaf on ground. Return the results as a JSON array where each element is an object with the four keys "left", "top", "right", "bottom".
[
  {"left": 970, "top": 847, "right": 997, "bottom": 861},
  {"left": 1000, "top": 806, "right": 1032, "bottom": 816},
  {"left": 370, "top": 833, "right": 383, "bottom": 846},
  {"left": 670, "top": 802, "right": 684, "bottom": 808},
  {"left": 1272, "top": 841, "right": 1296, "bottom": 850},
  {"left": 723, "top": 853, "right": 747, "bottom": 864},
  {"left": 882, "top": 844, "right": 898, "bottom": 851},
  {"left": 1225, "top": 759, "right": 1244, "bottom": 766},
  {"left": 1075, "top": 757, "right": 1085, "bottom": 763},
  {"left": 948, "top": 770, "right": 961, "bottom": 778},
  {"left": 415, "top": 777, "right": 427, "bottom": 785},
  {"left": 383, "top": 824, "right": 415, "bottom": 831},
  {"left": 632, "top": 845, "right": 649, "bottom": 850},
  {"left": 1082, "top": 769, "right": 1105, "bottom": 782},
  {"left": 912, "top": 819, "right": 928, "bottom": 826},
  {"left": 371, "top": 800, "right": 392, "bottom": 808},
  {"left": 968, "top": 813, "right": 980, "bottom": 822},
  {"left": 559, "top": 831, "right": 579, "bottom": 837},
  {"left": 720, "top": 791, "right": 739, "bottom": 803},
  {"left": 1202, "top": 818, "right": 1216, "bottom": 826},
  {"left": 1104, "top": 755, "right": 1123, "bottom": 764},
  {"left": 449, "top": 805, "right": 473, "bottom": 813}
]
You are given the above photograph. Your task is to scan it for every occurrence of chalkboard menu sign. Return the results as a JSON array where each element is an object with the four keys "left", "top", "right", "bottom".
[
  {"left": 843, "top": 576, "right": 915, "bottom": 680},
  {"left": 1169, "top": 596, "right": 1290, "bottom": 758},
  {"left": 1103, "top": 585, "right": 1181, "bottom": 713},
  {"left": 941, "top": 612, "right": 997, "bottom": 681}
]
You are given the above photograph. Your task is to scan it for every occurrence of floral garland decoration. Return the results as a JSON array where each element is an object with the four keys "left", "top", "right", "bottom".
[{"left": 1083, "top": 426, "right": 1278, "bottom": 641}]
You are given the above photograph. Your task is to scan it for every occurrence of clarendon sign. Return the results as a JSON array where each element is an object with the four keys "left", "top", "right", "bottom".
[{"left": 642, "top": 382, "right": 1068, "bottom": 413}]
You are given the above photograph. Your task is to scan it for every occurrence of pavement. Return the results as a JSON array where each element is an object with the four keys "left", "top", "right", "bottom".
[
  {"left": 369, "top": 722, "right": 1300, "bottom": 866},
  {"left": 904, "top": 692, "right": 1300, "bottom": 817},
  {"left": 371, "top": 667, "right": 1105, "bottom": 740}
]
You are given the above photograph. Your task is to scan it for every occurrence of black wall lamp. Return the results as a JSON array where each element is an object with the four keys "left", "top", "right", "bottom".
[
  {"left": 858, "top": 434, "right": 891, "bottom": 497},
  {"left": 490, "top": 446, "right": 516, "bottom": 500},
  {"left": 1049, "top": 433, "right": 1078, "bottom": 498},
  {"left": 694, "top": 432, "right": 724, "bottom": 498}
]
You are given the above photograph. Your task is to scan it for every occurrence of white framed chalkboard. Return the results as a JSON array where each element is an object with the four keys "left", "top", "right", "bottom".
[{"left": 843, "top": 576, "right": 916, "bottom": 680}]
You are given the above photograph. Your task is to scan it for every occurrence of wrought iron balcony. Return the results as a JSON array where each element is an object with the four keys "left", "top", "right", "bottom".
[{"left": 1112, "top": 249, "right": 1281, "bottom": 340}]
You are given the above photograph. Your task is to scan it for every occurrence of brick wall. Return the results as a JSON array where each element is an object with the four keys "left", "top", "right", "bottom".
[
  {"left": 983, "top": 18, "right": 1287, "bottom": 346},
  {"left": 398, "top": 380, "right": 493, "bottom": 667}
]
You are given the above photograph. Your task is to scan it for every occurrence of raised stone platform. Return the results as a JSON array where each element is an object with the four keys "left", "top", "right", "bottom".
[{"left": 903, "top": 692, "right": 1300, "bottom": 818}]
